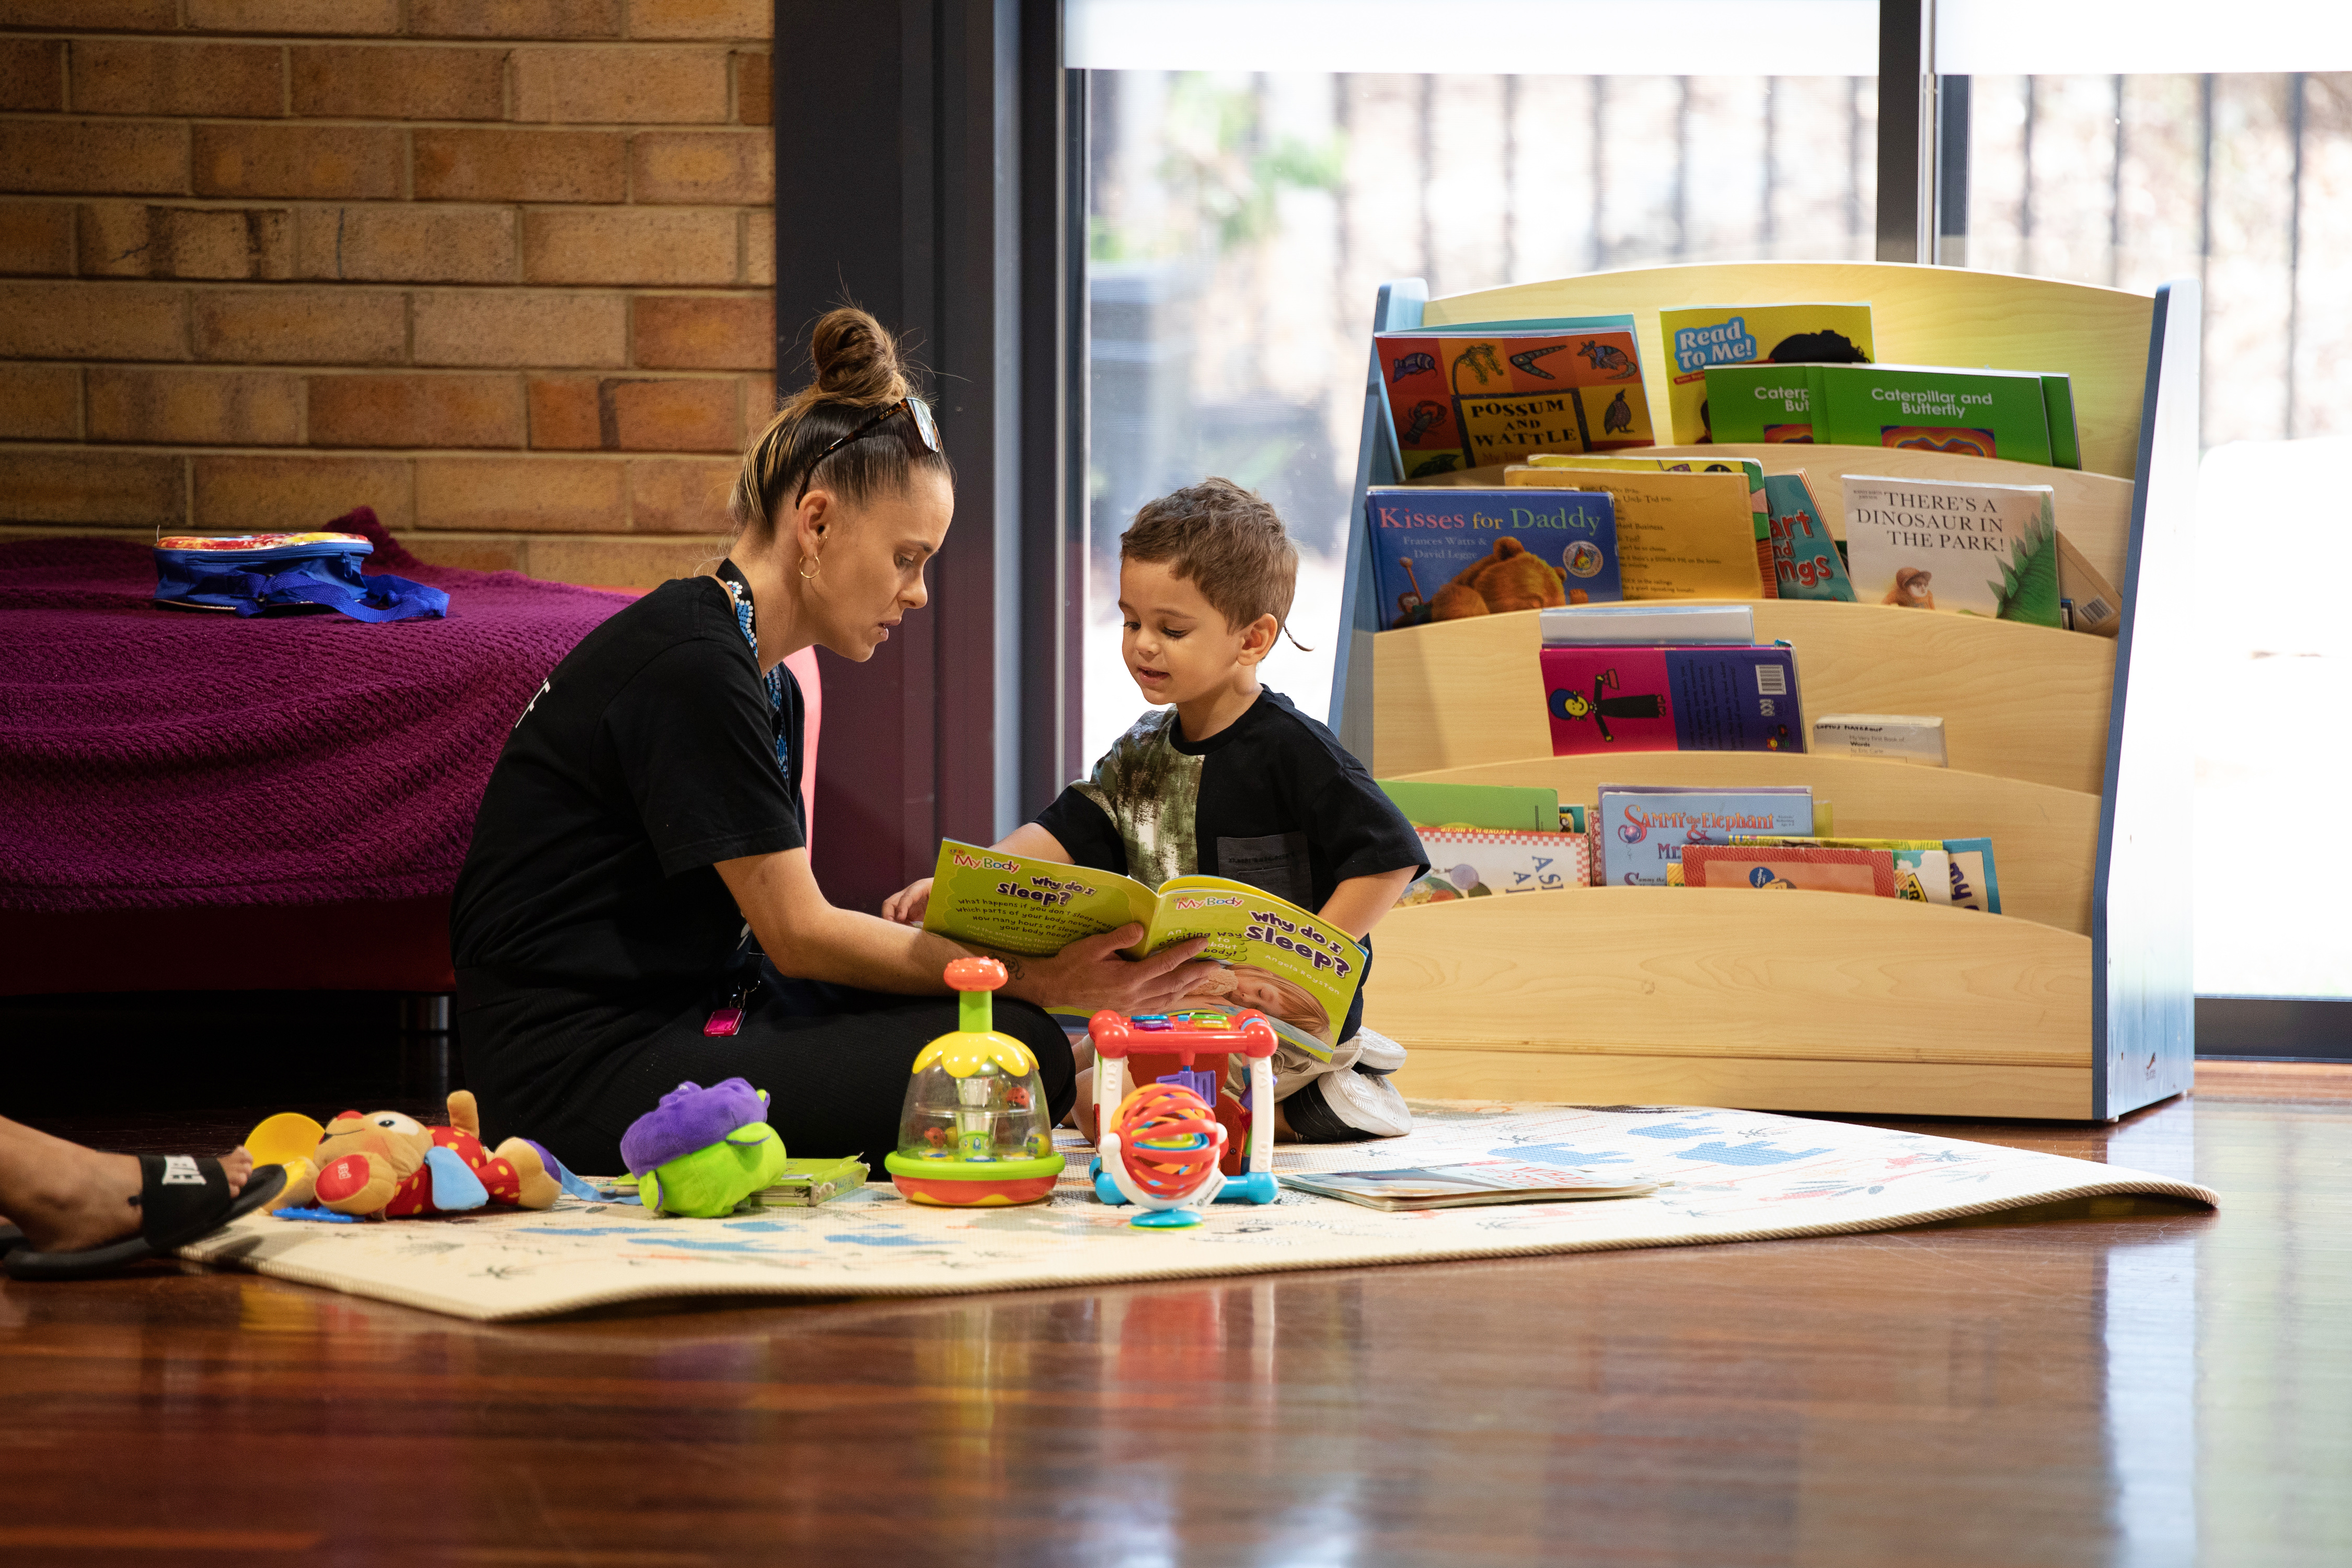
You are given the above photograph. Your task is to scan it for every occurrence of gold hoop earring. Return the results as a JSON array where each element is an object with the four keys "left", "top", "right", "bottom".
[{"left": 798, "top": 555, "right": 821, "bottom": 581}]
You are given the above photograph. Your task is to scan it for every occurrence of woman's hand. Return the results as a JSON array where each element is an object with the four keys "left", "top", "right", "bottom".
[
  {"left": 998, "top": 924, "right": 1216, "bottom": 1016},
  {"left": 881, "top": 877, "right": 932, "bottom": 927}
]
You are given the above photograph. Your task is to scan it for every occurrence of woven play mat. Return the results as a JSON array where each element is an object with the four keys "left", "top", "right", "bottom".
[{"left": 176, "top": 1101, "right": 2216, "bottom": 1321}]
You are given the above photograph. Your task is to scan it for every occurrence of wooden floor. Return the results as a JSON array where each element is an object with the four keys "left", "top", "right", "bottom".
[{"left": 5, "top": 1060, "right": 2348, "bottom": 1566}]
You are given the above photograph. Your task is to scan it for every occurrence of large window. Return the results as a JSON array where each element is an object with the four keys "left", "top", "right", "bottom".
[
  {"left": 1073, "top": 5, "right": 2352, "bottom": 1001},
  {"left": 1082, "top": 66, "right": 1877, "bottom": 755},
  {"left": 1954, "top": 69, "right": 2352, "bottom": 997}
]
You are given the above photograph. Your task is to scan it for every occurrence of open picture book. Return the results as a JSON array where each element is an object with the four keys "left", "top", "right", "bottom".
[{"left": 919, "top": 840, "right": 1365, "bottom": 1058}]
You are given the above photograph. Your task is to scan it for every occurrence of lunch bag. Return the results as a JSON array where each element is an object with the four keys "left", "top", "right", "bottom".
[{"left": 153, "top": 533, "right": 449, "bottom": 622}]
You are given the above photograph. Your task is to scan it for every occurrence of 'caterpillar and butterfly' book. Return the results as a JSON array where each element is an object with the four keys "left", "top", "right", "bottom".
[
  {"left": 1377, "top": 318, "right": 1655, "bottom": 478},
  {"left": 1703, "top": 362, "right": 2081, "bottom": 469},
  {"left": 1540, "top": 644, "right": 1805, "bottom": 758},
  {"left": 1364, "top": 487, "right": 1622, "bottom": 631},
  {"left": 1656, "top": 302, "right": 1876, "bottom": 445}
]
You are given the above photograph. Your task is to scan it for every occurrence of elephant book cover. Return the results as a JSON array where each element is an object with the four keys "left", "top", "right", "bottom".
[
  {"left": 1841, "top": 476, "right": 2062, "bottom": 628},
  {"left": 1365, "top": 487, "right": 1621, "bottom": 630},
  {"left": 1656, "top": 302, "right": 1876, "bottom": 444},
  {"left": 1375, "top": 320, "right": 1655, "bottom": 478},
  {"left": 1540, "top": 645, "right": 1806, "bottom": 758}
]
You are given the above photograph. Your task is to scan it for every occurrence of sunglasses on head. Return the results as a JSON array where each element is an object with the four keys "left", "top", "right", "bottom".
[{"left": 791, "top": 396, "right": 942, "bottom": 506}]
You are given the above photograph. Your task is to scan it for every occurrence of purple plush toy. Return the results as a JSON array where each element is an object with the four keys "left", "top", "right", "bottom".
[{"left": 619, "top": 1078, "right": 786, "bottom": 1218}]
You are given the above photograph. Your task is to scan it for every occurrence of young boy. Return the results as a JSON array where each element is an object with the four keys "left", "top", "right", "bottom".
[{"left": 883, "top": 478, "right": 1427, "bottom": 1139}]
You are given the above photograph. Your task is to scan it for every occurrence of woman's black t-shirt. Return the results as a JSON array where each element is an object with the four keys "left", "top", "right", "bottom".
[{"left": 451, "top": 574, "right": 804, "bottom": 1104}]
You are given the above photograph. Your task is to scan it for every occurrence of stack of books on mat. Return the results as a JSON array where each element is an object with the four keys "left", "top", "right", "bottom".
[{"left": 1369, "top": 297, "right": 2124, "bottom": 636}]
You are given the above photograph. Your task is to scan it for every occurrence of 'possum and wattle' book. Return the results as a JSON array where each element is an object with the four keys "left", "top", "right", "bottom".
[{"left": 1540, "top": 645, "right": 1805, "bottom": 757}]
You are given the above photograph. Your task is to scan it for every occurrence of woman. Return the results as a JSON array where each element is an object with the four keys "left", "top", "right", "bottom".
[{"left": 451, "top": 308, "right": 1212, "bottom": 1174}]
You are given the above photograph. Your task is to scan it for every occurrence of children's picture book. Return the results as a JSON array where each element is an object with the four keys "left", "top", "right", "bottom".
[
  {"left": 1761, "top": 472, "right": 1856, "bottom": 601},
  {"left": 1680, "top": 844, "right": 1899, "bottom": 897},
  {"left": 2055, "top": 530, "right": 2122, "bottom": 637},
  {"left": 1657, "top": 302, "right": 1876, "bottom": 445},
  {"left": 1280, "top": 1160, "right": 1659, "bottom": 1210},
  {"left": 1842, "top": 475, "right": 2062, "bottom": 628},
  {"left": 1398, "top": 827, "right": 1590, "bottom": 906},
  {"left": 1506, "top": 465, "right": 1763, "bottom": 600},
  {"left": 1377, "top": 319, "right": 1655, "bottom": 477},
  {"left": 920, "top": 841, "right": 1365, "bottom": 1052},
  {"left": 1378, "top": 778, "right": 1561, "bottom": 832},
  {"left": 1596, "top": 785, "right": 1814, "bottom": 886},
  {"left": 1708, "top": 362, "right": 2072, "bottom": 467},
  {"left": 1541, "top": 645, "right": 1804, "bottom": 757},
  {"left": 1364, "top": 486, "right": 1621, "bottom": 630},
  {"left": 1541, "top": 603, "right": 1755, "bottom": 644},
  {"left": 1728, "top": 835, "right": 2002, "bottom": 913},
  {"left": 1527, "top": 452, "right": 1777, "bottom": 598}
]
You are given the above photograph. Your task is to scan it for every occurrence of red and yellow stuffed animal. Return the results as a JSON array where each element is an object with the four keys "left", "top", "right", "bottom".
[{"left": 272, "top": 1091, "right": 564, "bottom": 1219}]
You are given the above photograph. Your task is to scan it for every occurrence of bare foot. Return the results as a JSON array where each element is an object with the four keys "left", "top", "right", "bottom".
[{"left": 4, "top": 1140, "right": 252, "bottom": 1255}]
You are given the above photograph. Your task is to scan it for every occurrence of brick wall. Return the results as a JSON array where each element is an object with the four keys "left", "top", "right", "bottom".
[{"left": 0, "top": 0, "right": 774, "bottom": 590}]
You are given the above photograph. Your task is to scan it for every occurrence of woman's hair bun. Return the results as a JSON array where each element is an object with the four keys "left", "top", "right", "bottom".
[{"left": 806, "top": 306, "right": 910, "bottom": 408}]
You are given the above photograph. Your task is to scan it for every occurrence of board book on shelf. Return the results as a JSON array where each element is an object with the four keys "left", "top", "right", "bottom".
[
  {"left": 1596, "top": 785, "right": 1813, "bottom": 887},
  {"left": 1505, "top": 464, "right": 1763, "bottom": 599},
  {"left": 1280, "top": 1161, "right": 1659, "bottom": 1210},
  {"left": 1704, "top": 362, "right": 2080, "bottom": 468},
  {"left": 1378, "top": 778, "right": 1560, "bottom": 831},
  {"left": 1680, "top": 843, "right": 1900, "bottom": 898},
  {"left": 1841, "top": 475, "right": 2062, "bottom": 628},
  {"left": 1761, "top": 472, "right": 1856, "bottom": 600},
  {"left": 1658, "top": 302, "right": 1876, "bottom": 444},
  {"left": 1399, "top": 826, "right": 1591, "bottom": 905},
  {"left": 919, "top": 841, "right": 1362, "bottom": 1055},
  {"left": 1541, "top": 644, "right": 1804, "bottom": 757},
  {"left": 1377, "top": 318, "right": 1654, "bottom": 478},
  {"left": 1525, "top": 451, "right": 1777, "bottom": 597},
  {"left": 1364, "top": 487, "right": 1621, "bottom": 630},
  {"left": 1726, "top": 836, "right": 2003, "bottom": 913}
]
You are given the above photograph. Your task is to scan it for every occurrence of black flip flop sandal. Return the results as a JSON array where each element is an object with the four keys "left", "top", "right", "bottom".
[{"left": 4, "top": 1157, "right": 286, "bottom": 1282}]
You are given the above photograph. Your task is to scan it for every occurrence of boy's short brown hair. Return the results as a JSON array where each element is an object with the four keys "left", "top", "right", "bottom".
[{"left": 1120, "top": 477, "right": 1297, "bottom": 636}]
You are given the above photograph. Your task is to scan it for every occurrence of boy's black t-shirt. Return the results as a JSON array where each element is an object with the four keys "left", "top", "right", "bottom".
[
  {"left": 451, "top": 574, "right": 804, "bottom": 1088},
  {"left": 1032, "top": 688, "right": 1426, "bottom": 1039}
]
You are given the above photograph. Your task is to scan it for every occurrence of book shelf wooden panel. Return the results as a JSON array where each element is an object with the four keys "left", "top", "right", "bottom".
[
  {"left": 1366, "top": 889, "right": 2093, "bottom": 1109},
  {"left": 1402, "top": 754, "right": 2099, "bottom": 937},
  {"left": 1420, "top": 261, "right": 2156, "bottom": 480},
  {"left": 1369, "top": 602, "right": 2116, "bottom": 795},
  {"left": 1333, "top": 261, "right": 2197, "bottom": 1122}
]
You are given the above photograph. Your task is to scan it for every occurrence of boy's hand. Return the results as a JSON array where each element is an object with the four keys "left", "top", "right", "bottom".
[
  {"left": 881, "top": 877, "right": 933, "bottom": 926},
  {"left": 999, "top": 924, "right": 1216, "bottom": 1015}
]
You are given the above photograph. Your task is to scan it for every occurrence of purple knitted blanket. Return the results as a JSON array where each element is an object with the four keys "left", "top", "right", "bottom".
[{"left": 0, "top": 510, "right": 631, "bottom": 913}]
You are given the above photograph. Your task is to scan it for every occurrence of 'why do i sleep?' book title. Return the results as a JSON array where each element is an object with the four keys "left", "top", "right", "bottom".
[{"left": 920, "top": 841, "right": 1363, "bottom": 1055}]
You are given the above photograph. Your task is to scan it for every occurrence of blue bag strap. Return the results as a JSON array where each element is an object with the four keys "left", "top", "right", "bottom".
[{"left": 263, "top": 569, "right": 451, "bottom": 624}]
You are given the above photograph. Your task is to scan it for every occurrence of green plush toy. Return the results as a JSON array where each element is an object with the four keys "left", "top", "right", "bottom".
[{"left": 620, "top": 1078, "right": 790, "bottom": 1219}]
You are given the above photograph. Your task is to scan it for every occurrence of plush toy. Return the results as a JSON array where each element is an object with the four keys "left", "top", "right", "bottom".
[
  {"left": 1429, "top": 537, "right": 1578, "bottom": 620},
  {"left": 621, "top": 1078, "right": 788, "bottom": 1218},
  {"left": 270, "top": 1091, "right": 578, "bottom": 1220}
]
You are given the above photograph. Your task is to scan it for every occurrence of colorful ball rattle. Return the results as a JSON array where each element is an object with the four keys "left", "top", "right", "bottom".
[{"left": 1098, "top": 1079, "right": 1228, "bottom": 1228}]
